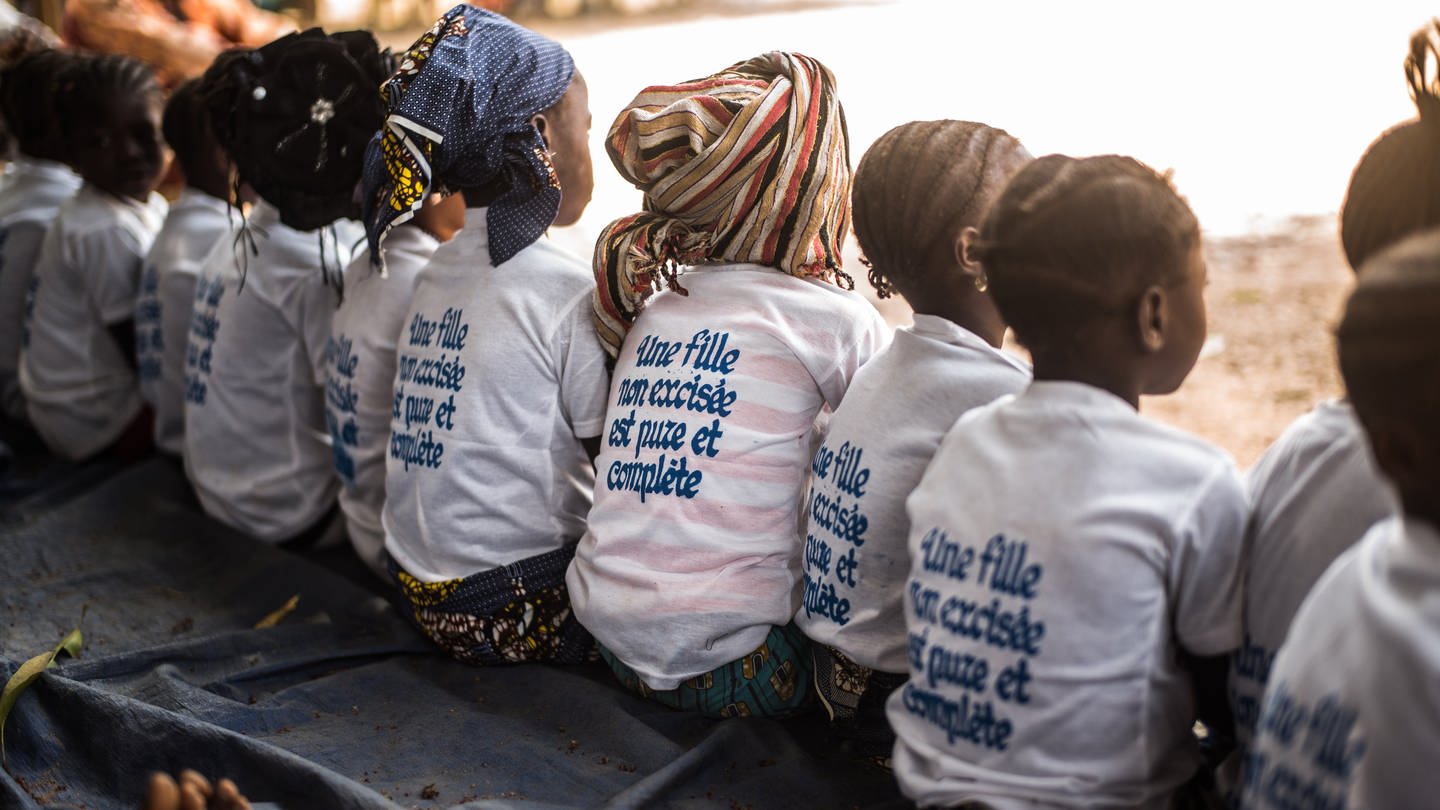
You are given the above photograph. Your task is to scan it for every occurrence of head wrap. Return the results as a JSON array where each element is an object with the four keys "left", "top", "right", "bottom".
[
  {"left": 361, "top": 4, "right": 575, "bottom": 269},
  {"left": 591, "top": 52, "right": 852, "bottom": 359},
  {"left": 202, "top": 29, "right": 390, "bottom": 232}
]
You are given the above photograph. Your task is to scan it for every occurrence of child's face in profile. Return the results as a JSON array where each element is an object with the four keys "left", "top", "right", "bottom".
[
  {"left": 547, "top": 71, "right": 594, "bottom": 228},
  {"left": 1144, "top": 238, "right": 1209, "bottom": 396},
  {"left": 76, "top": 94, "right": 166, "bottom": 202}
]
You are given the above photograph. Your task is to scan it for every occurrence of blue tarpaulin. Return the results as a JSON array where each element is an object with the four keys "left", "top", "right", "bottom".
[{"left": 0, "top": 458, "right": 909, "bottom": 809}]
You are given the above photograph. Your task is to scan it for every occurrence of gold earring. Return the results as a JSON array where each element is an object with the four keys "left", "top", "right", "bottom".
[{"left": 974, "top": 275, "right": 988, "bottom": 292}]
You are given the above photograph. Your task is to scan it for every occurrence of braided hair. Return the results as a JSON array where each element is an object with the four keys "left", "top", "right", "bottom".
[
  {"left": 853, "top": 120, "right": 1029, "bottom": 299},
  {"left": 1340, "top": 19, "right": 1440, "bottom": 271},
  {"left": 54, "top": 53, "right": 163, "bottom": 144},
  {"left": 974, "top": 154, "right": 1199, "bottom": 355}
]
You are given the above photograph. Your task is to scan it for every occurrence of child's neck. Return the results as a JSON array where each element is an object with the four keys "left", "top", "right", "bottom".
[
  {"left": 1030, "top": 344, "right": 1143, "bottom": 410},
  {"left": 902, "top": 274, "right": 1006, "bottom": 348}
]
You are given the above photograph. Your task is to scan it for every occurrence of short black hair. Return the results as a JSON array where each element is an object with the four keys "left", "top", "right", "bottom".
[
  {"left": 1339, "top": 228, "right": 1440, "bottom": 441},
  {"left": 852, "top": 120, "right": 1029, "bottom": 300},
  {"left": 162, "top": 78, "right": 219, "bottom": 187},
  {"left": 0, "top": 48, "right": 81, "bottom": 160},
  {"left": 1340, "top": 19, "right": 1440, "bottom": 271},
  {"left": 974, "top": 154, "right": 1199, "bottom": 355}
]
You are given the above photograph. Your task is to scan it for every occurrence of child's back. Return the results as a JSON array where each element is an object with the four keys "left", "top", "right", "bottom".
[
  {"left": 0, "top": 49, "right": 82, "bottom": 423},
  {"left": 184, "top": 200, "right": 360, "bottom": 540},
  {"left": 893, "top": 382, "right": 1245, "bottom": 806},
  {"left": 574, "top": 263, "right": 885, "bottom": 685},
  {"left": 1242, "top": 228, "right": 1440, "bottom": 810},
  {"left": 325, "top": 197, "right": 459, "bottom": 578},
  {"left": 888, "top": 155, "right": 1246, "bottom": 808},
  {"left": 135, "top": 78, "right": 235, "bottom": 456},
  {"left": 381, "top": 212, "right": 608, "bottom": 581}
]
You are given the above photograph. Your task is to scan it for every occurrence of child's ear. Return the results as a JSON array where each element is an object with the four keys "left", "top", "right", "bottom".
[
  {"left": 954, "top": 226, "right": 986, "bottom": 288},
  {"left": 1136, "top": 284, "right": 1167, "bottom": 353},
  {"left": 530, "top": 112, "right": 551, "bottom": 150}
]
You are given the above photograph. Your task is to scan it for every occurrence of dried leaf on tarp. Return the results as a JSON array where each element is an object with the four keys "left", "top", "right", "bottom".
[
  {"left": 1, "top": 618, "right": 84, "bottom": 765},
  {"left": 254, "top": 595, "right": 300, "bottom": 629}
]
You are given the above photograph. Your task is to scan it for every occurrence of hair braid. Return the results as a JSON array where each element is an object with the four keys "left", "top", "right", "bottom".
[
  {"left": 852, "top": 120, "right": 1028, "bottom": 299},
  {"left": 55, "top": 54, "right": 161, "bottom": 139}
]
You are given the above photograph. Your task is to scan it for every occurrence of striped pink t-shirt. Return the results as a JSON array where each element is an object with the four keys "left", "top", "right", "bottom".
[{"left": 567, "top": 263, "right": 890, "bottom": 690}]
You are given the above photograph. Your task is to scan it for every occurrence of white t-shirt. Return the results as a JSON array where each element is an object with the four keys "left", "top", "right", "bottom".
[
  {"left": 135, "top": 189, "right": 234, "bottom": 455},
  {"left": 796, "top": 315, "right": 1030, "bottom": 674},
  {"left": 325, "top": 226, "right": 439, "bottom": 577},
  {"left": 19, "top": 185, "right": 167, "bottom": 459},
  {"left": 888, "top": 381, "right": 1248, "bottom": 810},
  {"left": 183, "top": 200, "right": 360, "bottom": 542},
  {"left": 566, "top": 264, "right": 891, "bottom": 690},
  {"left": 0, "top": 156, "right": 82, "bottom": 421},
  {"left": 1242, "top": 516, "right": 1440, "bottom": 810},
  {"left": 1228, "top": 400, "right": 1397, "bottom": 748},
  {"left": 382, "top": 208, "right": 611, "bottom": 582}
]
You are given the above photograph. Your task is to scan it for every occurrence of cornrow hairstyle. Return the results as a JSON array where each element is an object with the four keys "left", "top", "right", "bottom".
[
  {"left": 1338, "top": 228, "right": 1440, "bottom": 437},
  {"left": 54, "top": 53, "right": 163, "bottom": 146},
  {"left": 162, "top": 78, "right": 214, "bottom": 185},
  {"left": 1340, "top": 19, "right": 1440, "bottom": 271},
  {"left": 202, "top": 29, "right": 393, "bottom": 233},
  {"left": 852, "top": 120, "right": 1030, "bottom": 299},
  {"left": 1, "top": 48, "right": 83, "bottom": 160},
  {"left": 975, "top": 154, "right": 1199, "bottom": 355}
]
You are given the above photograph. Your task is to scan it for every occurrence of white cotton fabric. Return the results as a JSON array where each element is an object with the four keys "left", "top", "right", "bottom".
[
  {"left": 796, "top": 314, "right": 1030, "bottom": 674},
  {"left": 1227, "top": 400, "right": 1397, "bottom": 748},
  {"left": 183, "top": 200, "right": 360, "bottom": 542},
  {"left": 0, "top": 156, "right": 82, "bottom": 420},
  {"left": 19, "top": 185, "right": 167, "bottom": 459},
  {"left": 135, "top": 189, "right": 234, "bottom": 455},
  {"left": 325, "top": 226, "right": 439, "bottom": 577},
  {"left": 382, "top": 208, "right": 611, "bottom": 582},
  {"left": 888, "top": 381, "right": 1248, "bottom": 810},
  {"left": 1242, "top": 516, "right": 1440, "bottom": 810},
  {"left": 566, "top": 264, "right": 890, "bottom": 690}
]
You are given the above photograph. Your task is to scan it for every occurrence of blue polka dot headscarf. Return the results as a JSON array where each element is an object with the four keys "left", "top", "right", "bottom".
[{"left": 360, "top": 4, "right": 574, "bottom": 268}]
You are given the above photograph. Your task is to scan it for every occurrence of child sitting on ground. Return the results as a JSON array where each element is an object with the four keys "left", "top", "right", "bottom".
[
  {"left": 888, "top": 155, "right": 1246, "bottom": 808},
  {"left": 183, "top": 31, "right": 386, "bottom": 544},
  {"left": 1225, "top": 21, "right": 1440, "bottom": 765},
  {"left": 134, "top": 77, "right": 235, "bottom": 457},
  {"left": 1242, "top": 228, "right": 1440, "bottom": 809},
  {"left": 325, "top": 191, "right": 464, "bottom": 579},
  {"left": 20, "top": 53, "right": 169, "bottom": 460},
  {"left": 566, "top": 52, "right": 889, "bottom": 717},
  {"left": 796, "top": 120, "right": 1032, "bottom": 759},
  {"left": 362, "top": 4, "right": 607, "bottom": 664},
  {"left": 0, "top": 48, "right": 82, "bottom": 426}
]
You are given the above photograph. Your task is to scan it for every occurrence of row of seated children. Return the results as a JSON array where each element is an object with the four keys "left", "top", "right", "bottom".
[{"left": 2, "top": 7, "right": 1437, "bottom": 808}]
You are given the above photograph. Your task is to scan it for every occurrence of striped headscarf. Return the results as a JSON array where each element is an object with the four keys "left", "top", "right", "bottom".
[
  {"left": 592, "top": 52, "right": 853, "bottom": 358},
  {"left": 360, "top": 4, "right": 574, "bottom": 269}
]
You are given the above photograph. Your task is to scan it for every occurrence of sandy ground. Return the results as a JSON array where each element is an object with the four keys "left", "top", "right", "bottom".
[{"left": 375, "top": 0, "right": 1384, "bottom": 469}]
